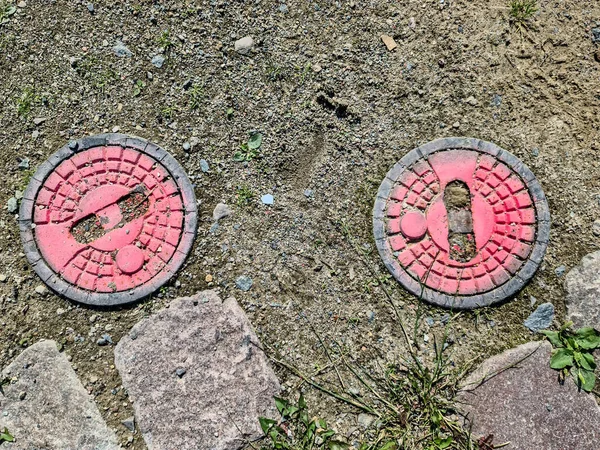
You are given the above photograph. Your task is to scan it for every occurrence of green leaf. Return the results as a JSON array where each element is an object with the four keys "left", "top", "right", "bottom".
[
  {"left": 258, "top": 416, "right": 276, "bottom": 434},
  {"left": 233, "top": 151, "right": 245, "bottom": 162},
  {"left": 434, "top": 436, "right": 453, "bottom": 449},
  {"left": 575, "top": 327, "right": 600, "bottom": 349},
  {"left": 273, "top": 397, "right": 288, "bottom": 416},
  {"left": 298, "top": 393, "right": 307, "bottom": 409},
  {"left": 0, "top": 427, "right": 15, "bottom": 443},
  {"left": 379, "top": 442, "right": 398, "bottom": 450},
  {"left": 560, "top": 321, "right": 573, "bottom": 332},
  {"left": 550, "top": 348, "right": 573, "bottom": 369},
  {"left": 226, "top": 107, "right": 234, "bottom": 117},
  {"left": 582, "top": 352, "right": 597, "bottom": 370},
  {"left": 540, "top": 330, "right": 563, "bottom": 348},
  {"left": 328, "top": 440, "right": 350, "bottom": 450},
  {"left": 578, "top": 369, "right": 596, "bottom": 392},
  {"left": 248, "top": 132, "right": 263, "bottom": 150}
]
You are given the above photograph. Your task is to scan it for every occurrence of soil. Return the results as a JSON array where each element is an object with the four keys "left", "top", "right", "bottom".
[{"left": 1, "top": 0, "right": 600, "bottom": 448}]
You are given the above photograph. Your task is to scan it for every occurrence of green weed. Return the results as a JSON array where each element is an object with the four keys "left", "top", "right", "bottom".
[
  {"left": 188, "top": 83, "right": 204, "bottom": 110},
  {"left": 234, "top": 133, "right": 263, "bottom": 162},
  {"left": 15, "top": 87, "right": 40, "bottom": 118},
  {"left": 161, "top": 105, "right": 178, "bottom": 120},
  {"left": 0, "top": 2, "right": 16, "bottom": 26},
  {"left": 236, "top": 185, "right": 255, "bottom": 207},
  {"left": 133, "top": 79, "right": 146, "bottom": 97},
  {"left": 259, "top": 396, "right": 348, "bottom": 450},
  {"left": 75, "top": 55, "right": 117, "bottom": 93},
  {"left": 541, "top": 322, "right": 600, "bottom": 392},
  {"left": 0, "top": 427, "right": 14, "bottom": 443},
  {"left": 508, "top": 0, "right": 537, "bottom": 28},
  {"left": 157, "top": 30, "right": 174, "bottom": 51}
]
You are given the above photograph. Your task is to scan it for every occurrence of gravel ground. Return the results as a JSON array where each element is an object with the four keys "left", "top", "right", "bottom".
[{"left": 1, "top": 0, "right": 600, "bottom": 448}]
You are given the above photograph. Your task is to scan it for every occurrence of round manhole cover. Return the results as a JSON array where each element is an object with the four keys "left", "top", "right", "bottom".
[
  {"left": 373, "top": 137, "right": 550, "bottom": 309},
  {"left": 19, "top": 134, "right": 197, "bottom": 306}
]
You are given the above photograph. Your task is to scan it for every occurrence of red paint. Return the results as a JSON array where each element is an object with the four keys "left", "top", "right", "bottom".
[
  {"left": 34, "top": 146, "right": 185, "bottom": 293},
  {"left": 383, "top": 150, "right": 537, "bottom": 295}
]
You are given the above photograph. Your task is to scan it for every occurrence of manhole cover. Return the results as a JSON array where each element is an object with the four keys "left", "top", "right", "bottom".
[
  {"left": 373, "top": 137, "right": 550, "bottom": 309},
  {"left": 19, "top": 134, "right": 197, "bottom": 306}
]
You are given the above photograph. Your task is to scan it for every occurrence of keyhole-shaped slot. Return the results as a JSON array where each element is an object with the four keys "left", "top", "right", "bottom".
[{"left": 444, "top": 181, "right": 476, "bottom": 262}]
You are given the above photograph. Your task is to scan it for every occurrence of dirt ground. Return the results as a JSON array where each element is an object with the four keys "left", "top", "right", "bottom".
[{"left": 1, "top": 0, "right": 600, "bottom": 448}]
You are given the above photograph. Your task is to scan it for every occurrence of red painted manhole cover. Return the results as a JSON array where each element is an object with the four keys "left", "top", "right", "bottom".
[
  {"left": 373, "top": 138, "right": 550, "bottom": 309},
  {"left": 19, "top": 134, "right": 197, "bottom": 306}
]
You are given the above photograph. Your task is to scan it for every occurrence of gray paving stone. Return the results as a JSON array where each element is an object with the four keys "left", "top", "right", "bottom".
[
  {"left": 114, "top": 290, "right": 280, "bottom": 450},
  {"left": 458, "top": 341, "right": 600, "bottom": 449},
  {"left": 565, "top": 251, "right": 600, "bottom": 330},
  {"left": 0, "top": 340, "right": 118, "bottom": 450}
]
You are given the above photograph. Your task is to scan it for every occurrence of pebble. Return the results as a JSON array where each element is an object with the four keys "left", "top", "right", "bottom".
[
  {"left": 592, "top": 220, "right": 600, "bottom": 237},
  {"left": 17, "top": 1, "right": 25, "bottom": 8},
  {"left": 97, "top": 334, "right": 113, "bottom": 346},
  {"left": 32, "top": 130, "right": 39, "bottom": 139},
  {"left": 465, "top": 96, "right": 478, "bottom": 106},
  {"left": 524, "top": 303, "right": 555, "bottom": 333},
  {"left": 530, "top": 295, "right": 538, "bottom": 307},
  {"left": 113, "top": 41, "right": 132, "bottom": 57},
  {"left": 7, "top": 197, "right": 18, "bottom": 213},
  {"left": 18, "top": 158, "right": 30, "bottom": 170},
  {"left": 175, "top": 367, "right": 187, "bottom": 378},
  {"left": 213, "top": 203, "right": 232, "bottom": 222},
  {"left": 304, "top": 189, "right": 314, "bottom": 198},
  {"left": 279, "top": 3, "right": 288, "bottom": 13},
  {"left": 34, "top": 285, "right": 47, "bottom": 296},
  {"left": 531, "top": 148, "right": 539, "bottom": 157},
  {"left": 87, "top": 3, "right": 94, "bottom": 13},
  {"left": 151, "top": 54, "right": 165, "bottom": 68},
  {"left": 491, "top": 94, "right": 502, "bottom": 107},
  {"left": 200, "top": 159, "right": 209, "bottom": 173},
  {"left": 440, "top": 314, "right": 450, "bottom": 325},
  {"left": 367, "top": 311, "right": 375, "bottom": 323},
  {"left": 592, "top": 27, "right": 600, "bottom": 43},
  {"left": 0, "top": 274, "right": 6, "bottom": 282},
  {"left": 33, "top": 117, "right": 46, "bottom": 125},
  {"left": 182, "top": 142, "right": 191, "bottom": 152},
  {"left": 19, "top": 391, "right": 26, "bottom": 400},
  {"left": 121, "top": 417, "right": 135, "bottom": 432},
  {"left": 261, "top": 194, "right": 274, "bottom": 205},
  {"left": 357, "top": 413, "right": 375, "bottom": 429},
  {"left": 235, "top": 276, "right": 253, "bottom": 292},
  {"left": 555, "top": 265, "right": 566, "bottom": 277},
  {"left": 312, "top": 64, "right": 322, "bottom": 73},
  {"left": 234, "top": 36, "right": 254, "bottom": 55},
  {"left": 205, "top": 274, "right": 213, "bottom": 283},
  {"left": 425, "top": 317, "right": 435, "bottom": 326},
  {"left": 452, "top": 121, "right": 460, "bottom": 129}
]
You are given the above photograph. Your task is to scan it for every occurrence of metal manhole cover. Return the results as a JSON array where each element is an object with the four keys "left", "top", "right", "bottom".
[
  {"left": 19, "top": 134, "right": 197, "bottom": 306},
  {"left": 373, "top": 137, "right": 550, "bottom": 309}
]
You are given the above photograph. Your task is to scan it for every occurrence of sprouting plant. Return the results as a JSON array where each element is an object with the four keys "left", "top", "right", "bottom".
[
  {"left": 236, "top": 185, "right": 255, "bottom": 207},
  {"left": 259, "top": 395, "right": 348, "bottom": 450},
  {"left": 161, "top": 105, "right": 178, "bottom": 120},
  {"left": 541, "top": 322, "right": 600, "bottom": 392},
  {"left": 15, "top": 87, "right": 41, "bottom": 118},
  {"left": 188, "top": 83, "right": 204, "bottom": 110},
  {"left": 508, "top": 0, "right": 537, "bottom": 28},
  {"left": 74, "top": 55, "right": 117, "bottom": 94},
  {"left": 133, "top": 79, "right": 146, "bottom": 97},
  {"left": 0, "top": 427, "right": 14, "bottom": 443},
  {"left": 234, "top": 133, "right": 262, "bottom": 162},
  {"left": 0, "top": 2, "right": 16, "bottom": 25},
  {"left": 157, "top": 30, "right": 174, "bottom": 51}
]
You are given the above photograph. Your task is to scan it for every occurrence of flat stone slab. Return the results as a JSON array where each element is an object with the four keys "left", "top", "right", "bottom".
[
  {"left": 114, "top": 290, "right": 280, "bottom": 450},
  {"left": 458, "top": 341, "right": 600, "bottom": 449},
  {"left": 0, "top": 340, "right": 118, "bottom": 450},
  {"left": 565, "top": 251, "right": 600, "bottom": 329}
]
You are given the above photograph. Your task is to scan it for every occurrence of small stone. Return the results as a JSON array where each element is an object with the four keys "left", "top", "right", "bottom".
[
  {"left": 408, "top": 17, "right": 416, "bottom": 29},
  {"left": 425, "top": 317, "right": 435, "bottom": 326},
  {"left": 555, "top": 265, "right": 566, "bottom": 277},
  {"left": 182, "top": 142, "right": 191, "bottom": 151},
  {"left": 303, "top": 189, "right": 314, "bottom": 198},
  {"left": 452, "top": 121, "right": 460, "bottom": 129},
  {"left": 151, "top": 54, "right": 166, "bottom": 68},
  {"left": 121, "top": 417, "right": 135, "bottom": 432},
  {"left": 491, "top": 94, "right": 502, "bottom": 107},
  {"left": 524, "top": 303, "right": 554, "bottom": 332},
  {"left": 234, "top": 36, "right": 254, "bottom": 55},
  {"left": 261, "top": 194, "right": 274, "bottom": 205},
  {"left": 235, "top": 276, "right": 253, "bottom": 292},
  {"left": 213, "top": 203, "right": 232, "bottom": 222},
  {"left": 87, "top": 3, "right": 94, "bottom": 13},
  {"left": 97, "top": 338, "right": 108, "bottom": 346},
  {"left": 19, "top": 391, "right": 26, "bottom": 401},
  {"left": 367, "top": 311, "right": 375, "bottom": 323},
  {"left": 205, "top": 274, "right": 213, "bottom": 283},
  {"left": 380, "top": 34, "right": 397, "bottom": 51},
  {"left": 32, "top": 130, "right": 39, "bottom": 139},
  {"left": 0, "top": 275, "right": 6, "bottom": 282},
  {"left": 279, "top": 3, "right": 288, "bottom": 13},
  {"left": 465, "top": 96, "right": 478, "bottom": 106},
  {"left": 423, "top": 334, "right": 430, "bottom": 343},
  {"left": 595, "top": 49, "right": 600, "bottom": 63},
  {"left": 440, "top": 314, "right": 450, "bottom": 324},
  {"left": 175, "top": 367, "right": 186, "bottom": 378},
  {"left": 7, "top": 197, "right": 18, "bottom": 213},
  {"left": 357, "top": 413, "right": 375, "bottom": 429},
  {"left": 312, "top": 63, "right": 322, "bottom": 73},
  {"left": 531, "top": 148, "right": 540, "bottom": 157},
  {"left": 34, "top": 285, "right": 47, "bottom": 296},
  {"left": 200, "top": 159, "right": 209, "bottom": 173},
  {"left": 530, "top": 295, "right": 538, "bottom": 307},
  {"left": 113, "top": 41, "right": 132, "bottom": 57},
  {"left": 17, "top": 1, "right": 26, "bottom": 7},
  {"left": 18, "top": 158, "right": 30, "bottom": 170},
  {"left": 56, "top": 308, "right": 66, "bottom": 316},
  {"left": 33, "top": 117, "right": 46, "bottom": 125},
  {"left": 592, "top": 27, "right": 600, "bottom": 43},
  {"left": 592, "top": 220, "right": 600, "bottom": 237}
]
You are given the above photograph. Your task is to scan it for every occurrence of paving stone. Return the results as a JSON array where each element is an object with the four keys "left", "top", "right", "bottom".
[
  {"left": 565, "top": 251, "right": 600, "bottom": 330},
  {"left": 114, "top": 290, "right": 280, "bottom": 450},
  {"left": 458, "top": 341, "right": 600, "bottom": 449},
  {"left": 0, "top": 340, "right": 119, "bottom": 450}
]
